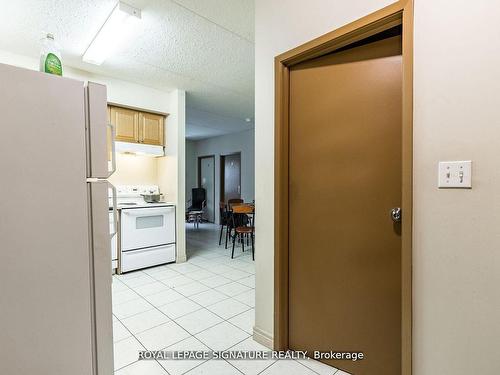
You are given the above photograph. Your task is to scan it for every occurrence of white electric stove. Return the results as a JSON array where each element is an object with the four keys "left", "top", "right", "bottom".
[{"left": 113, "top": 185, "right": 176, "bottom": 273}]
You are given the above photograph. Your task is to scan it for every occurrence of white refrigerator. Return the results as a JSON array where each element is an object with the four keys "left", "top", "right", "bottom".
[{"left": 0, "top": 63, "right": 116, "bottom": 375}]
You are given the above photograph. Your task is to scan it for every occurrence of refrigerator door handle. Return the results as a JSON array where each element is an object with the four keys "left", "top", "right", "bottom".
[
  {"left": 109, "top": 182, "right": 118, "bottom": 239},
  {"left": 107, "top": 122, "right": 116, "bottom": 177}
]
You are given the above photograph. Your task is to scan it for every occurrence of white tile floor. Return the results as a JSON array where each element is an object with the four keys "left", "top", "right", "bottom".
[{"left": 112, "top": 223, "right": 345, "bottom": 375}]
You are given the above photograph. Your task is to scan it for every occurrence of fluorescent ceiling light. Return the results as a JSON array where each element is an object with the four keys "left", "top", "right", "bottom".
[{"left": 83, "top": 1, "right": 141, "bottom": 65}]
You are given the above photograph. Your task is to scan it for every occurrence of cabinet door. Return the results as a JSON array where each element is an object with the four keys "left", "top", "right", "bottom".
[
  {"left": 139, "top": 112, "right": 164, "bottom": 146},
  {"left": 110, "top": 106, "right": 139, "bottom": 143}
]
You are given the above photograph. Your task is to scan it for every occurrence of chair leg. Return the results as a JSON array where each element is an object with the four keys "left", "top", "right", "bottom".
[
  {"left": 225, "top": 226, "right": 230, "bottom": 249},
  {"left": 231, "top": 232, "right": 237, "bottom": 259},
  {"left": 251, "top": 233, "right": 254, "bottom": 261},
  {"left": 241, "top": 233, "right": 245, "bottom": 253},
  {"left": 219, "top": 224, "right": 224, "bottom": 245}
]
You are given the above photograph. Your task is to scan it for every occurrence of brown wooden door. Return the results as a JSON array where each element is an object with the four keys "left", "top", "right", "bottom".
[
  {"left": 110, "top": 106, "right": 139, "bottom": 143},
  {"left": 139, "top": 112, "right": 164, "bottom": 146},
  {"left": 221, "top": 153, "right": 241, "bottom": 203},
  {"left": 288, "top": 36, "right": 402, "bottom": 375}
]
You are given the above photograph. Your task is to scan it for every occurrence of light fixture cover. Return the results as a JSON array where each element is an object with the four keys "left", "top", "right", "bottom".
[{"left": 83, "top": 1, "right": 141, "bottom": 65}]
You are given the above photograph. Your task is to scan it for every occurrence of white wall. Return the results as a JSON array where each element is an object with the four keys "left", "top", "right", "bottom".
[
  {"left": 185, "top": 140, "right": 198, "bottom": 203},
  {"left": 0, "top": 49, "right": 172, "bottom": 114},
  {"left": 255, "top": 0, "right": 500, "bottom": 373},
  {"left": 158, "top": 90, "right": 187, "bottom": 262},
  {"left": 109, "top": 153, "right": 158, "bottom": 186},
  {"left": 0, "top": 49, "right": 187, "bottom": 263},
  {"left": 185, "top": 129, "right": 255, "bottom": 224},
  {"left": 413, "top": 1, "right": 500, "bottom": 373}
]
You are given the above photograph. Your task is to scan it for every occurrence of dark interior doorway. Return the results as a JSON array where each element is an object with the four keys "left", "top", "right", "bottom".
[{"left": 220, "top": 152, "right": 241, "bottom": 205}]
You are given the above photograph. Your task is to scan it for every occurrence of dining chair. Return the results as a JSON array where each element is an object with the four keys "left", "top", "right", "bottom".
[
  {"left": 225, "top": 198, "right": 244, "bottom": 249},
  {"left": 231, "top": 204, "right": 255, "bottom": 260},
  {"left": 219, "top": 202, "right": 229, "bottom": 246}
]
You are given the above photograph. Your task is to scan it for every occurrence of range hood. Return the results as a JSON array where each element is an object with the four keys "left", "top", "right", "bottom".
[{"left": 115, "top": 141, "right": 164, "bottom": 157}]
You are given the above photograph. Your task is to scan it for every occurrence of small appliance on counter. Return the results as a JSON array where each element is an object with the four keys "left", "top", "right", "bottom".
[
  {"left": 113, "top": 185, "right": 176, "bottom": 273},
  {"left": 141, "top": 191, "right": 163, "bottom": 203}
]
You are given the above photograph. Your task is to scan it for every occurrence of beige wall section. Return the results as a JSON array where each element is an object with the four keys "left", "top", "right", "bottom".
[
  {"left": 413, "top": 1, "right": 500, "bottom": 373},
  {"left": 109, "top": 154, "right": 158, "bottom": 186},
  {"left": 158, "top": 89, "right": 186, "bottom": 263},
  {"left": 256, "top": 0, "right": 500, "bottom": 373}
]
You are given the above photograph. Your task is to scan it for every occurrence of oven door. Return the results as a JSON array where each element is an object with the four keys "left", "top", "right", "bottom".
[{"left": 121, "top": 206, "right": 175, "bottom": 251}]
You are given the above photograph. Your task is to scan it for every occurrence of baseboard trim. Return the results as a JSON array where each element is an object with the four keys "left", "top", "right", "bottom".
[
  {"left": 176, "top": 249, "right": 187, "bottom": 263},
  {"left": 253, "top": 326, "right": 274, "bottom": 349}
]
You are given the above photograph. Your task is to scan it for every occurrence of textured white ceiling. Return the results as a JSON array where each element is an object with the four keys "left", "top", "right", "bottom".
[{"left": 0, "top": 0, "right": 254, "bottom": 139}]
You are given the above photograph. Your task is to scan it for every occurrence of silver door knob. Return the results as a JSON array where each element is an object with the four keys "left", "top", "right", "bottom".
[{"left": 390, "top": 207, "right": 402, "bottom": 222}]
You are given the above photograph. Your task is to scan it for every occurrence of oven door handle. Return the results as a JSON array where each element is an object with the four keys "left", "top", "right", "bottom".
[{"left": 121, "top": 207, "right": 173, "bottom": 217}]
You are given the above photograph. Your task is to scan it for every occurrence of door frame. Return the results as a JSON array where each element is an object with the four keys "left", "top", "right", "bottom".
[
  {"left": 220, "top": 152, "right": 242, "bottom": 204},
  {"left": 197, "top": 155, "right": 215, "bottom": 222},
  {"left": 273, "top": 1, "right": 414, "bottom": 374}
]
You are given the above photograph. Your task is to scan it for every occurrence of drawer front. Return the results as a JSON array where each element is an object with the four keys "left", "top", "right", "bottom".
[{"left": 121, "top": 244, "right": 176, "bottom": 273}]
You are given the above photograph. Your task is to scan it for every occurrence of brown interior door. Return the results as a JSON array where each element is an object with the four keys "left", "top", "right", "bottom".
[
  {"left": 222, "top": 153, "right": 241, "bottom": 203},
  {"left": 288, "top": 35, "right": 403, "bottom": 375}
]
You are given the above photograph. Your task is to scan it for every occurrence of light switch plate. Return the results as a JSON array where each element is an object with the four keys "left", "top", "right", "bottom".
[{"left": 438, "top": 161, "right": 472, "bottom": 188}]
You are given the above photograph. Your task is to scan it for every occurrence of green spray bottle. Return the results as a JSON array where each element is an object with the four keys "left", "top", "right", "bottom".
[{"left": 40, "top": 33, "right": 63, "bottom": 76}]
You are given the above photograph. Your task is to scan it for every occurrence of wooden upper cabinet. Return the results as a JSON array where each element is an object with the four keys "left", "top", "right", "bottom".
[
  {"left": 108, "top": 105, "right": 165, "bottom": 146},
  {"left": 110, "top": 106, "right": 139, "bottom": 143},
  {"left": 139, "top": 112, "right": 164, "bottom": 146}
]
